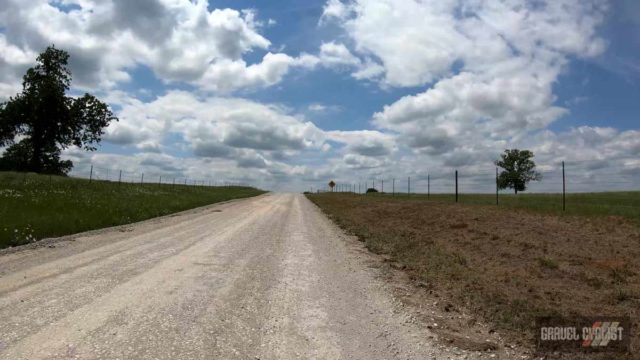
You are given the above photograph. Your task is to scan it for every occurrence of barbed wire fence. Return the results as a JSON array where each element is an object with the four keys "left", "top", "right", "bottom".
[
  {"left": 320, "top": 160, "right": 640, "bottom": 211},
  {"left": 69, "top": 164, "right": 252, "bottom": 188}
]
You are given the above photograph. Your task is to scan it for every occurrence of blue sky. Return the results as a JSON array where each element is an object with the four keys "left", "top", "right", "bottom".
[
  {"left": 552, "top": 0, "right": 640, "bottom": 132},
  {"left": 0, "top": 0, "right": 639, "bottom": 191}
]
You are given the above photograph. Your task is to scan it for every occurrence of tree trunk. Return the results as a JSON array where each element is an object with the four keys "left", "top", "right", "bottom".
[{"left": 514, "top": 188, "right": 518, "bottom": 195}]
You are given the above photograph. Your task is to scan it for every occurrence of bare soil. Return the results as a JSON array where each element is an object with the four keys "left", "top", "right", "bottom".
[{"left": 308, "top": 193, "right": 640, "bottom": 358}]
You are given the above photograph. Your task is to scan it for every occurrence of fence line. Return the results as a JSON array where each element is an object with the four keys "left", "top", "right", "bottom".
[
  {"left": 319, "top": 160, "right": 640, "bottom": 211},
  {"left": 70, "top": 164, "right": 252, "bottom": 188}
]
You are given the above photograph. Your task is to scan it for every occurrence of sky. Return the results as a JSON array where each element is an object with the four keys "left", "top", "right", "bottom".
[{"left": 0, "top": 0, "right": 639, "bottom": 192}]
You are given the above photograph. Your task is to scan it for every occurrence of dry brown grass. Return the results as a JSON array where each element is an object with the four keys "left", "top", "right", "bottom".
[{"left": 308, "top": 193, "right": 640, "bottom": 354}]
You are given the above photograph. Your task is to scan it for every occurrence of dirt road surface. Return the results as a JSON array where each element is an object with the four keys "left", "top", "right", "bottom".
[{"left": 0, "top": 193, "right": 491, "bottom": 359}]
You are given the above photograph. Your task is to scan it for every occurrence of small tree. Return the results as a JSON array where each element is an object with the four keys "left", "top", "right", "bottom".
[
  {"left": 496, "top": 149, "right": 542, "bottom": 194},
  {"left": 328, "top": 180, "right": 336, "bottom": 192},
  {"left": 0, "top": 46, "right": 117, "bottom": 175}
]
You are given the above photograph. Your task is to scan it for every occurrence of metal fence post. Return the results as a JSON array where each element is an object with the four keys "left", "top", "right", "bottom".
[
  {"left": 89, "top": 165, "right": 93, "bottom": 183},
  {"left": 141, "top": 173, "right": 144, "bottom": 184},
  {"left": 562, "top": 161, "right": 566, "bottom": 211},
  {"left": 427, "top": 174, "right": 430, "bottom": 199},
  {"left": 495, "top": 167, "right": 499, "bottom": 206},
  {"left": 118, "top": 170, "right": 122, "bottom": 185},
  {"left": 392, "top": 178, "right": 395, "bottom": 196},
  {"left": 455, "top": 170, "right": 458, "bottom": 203},
  {"left": 408, "top": 176, "right": 410, "bottom": 196}
]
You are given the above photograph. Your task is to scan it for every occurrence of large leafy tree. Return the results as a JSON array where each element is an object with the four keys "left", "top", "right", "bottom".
[
  {"left": 496, "top": 149, "right": 542, "bottom": 194},
  {"left": 0, "top": 46, "right": 117, "bottom": 175}
]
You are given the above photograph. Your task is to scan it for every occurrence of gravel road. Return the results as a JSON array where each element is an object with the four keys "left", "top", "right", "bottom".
[{"left": 0, "top": 193, "right": 474, "bottom": 359}]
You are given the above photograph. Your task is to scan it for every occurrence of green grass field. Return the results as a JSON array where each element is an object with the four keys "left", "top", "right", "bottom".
[
  {"left": 343, "top": 191, "right": 640, "bottom": 221},
  {"left": 0, "top": 172, "right": 266, "bottom": 249}
]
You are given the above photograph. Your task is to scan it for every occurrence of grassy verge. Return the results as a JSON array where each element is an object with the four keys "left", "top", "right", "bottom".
[
  {"left": 0, "top": 171, "right": 265, "bottom": 249},
  {"left": 308, "top": 193, "right": 640, "bottom": 353}
]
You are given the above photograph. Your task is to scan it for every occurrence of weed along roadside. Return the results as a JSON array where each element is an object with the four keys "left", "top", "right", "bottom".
[
  {"left": 307, "top": 192, "right": 640, "bottom": 355},
  {"left": 0, "top": 171, "right": 266, "bottom": 249}
]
